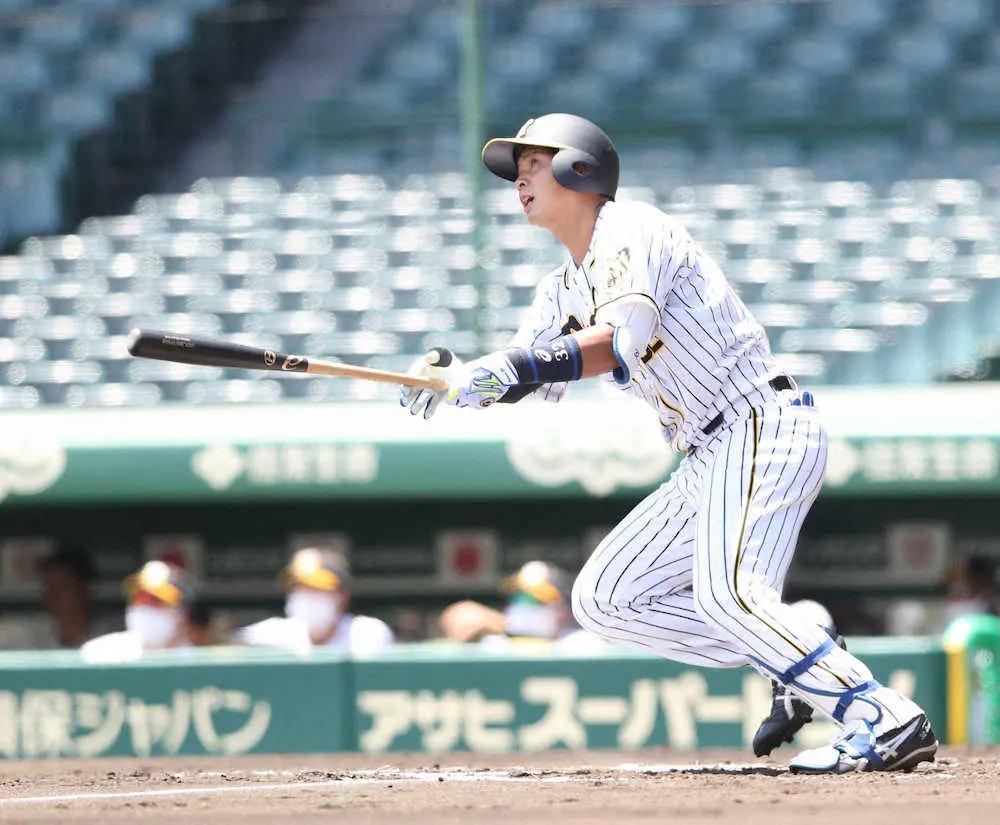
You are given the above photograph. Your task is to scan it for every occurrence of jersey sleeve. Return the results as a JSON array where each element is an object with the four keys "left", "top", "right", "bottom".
[
  {"left": 507, "top": 266, "right": 569, "bottom": 403},
  {"left": 509, "top": 266, "right": 566, "bottom": 348},
  {"left": 80, "top": 631, "right": 143, "bottom": 663},
  {"left": 235, "top": 617, "right": 311, "bottom": 655},
  {"left": 590, "top": 210, "right": 664, "bottom": 386},
  {"left": 350, "top": 616, "right": 395, "bottom": 657}
]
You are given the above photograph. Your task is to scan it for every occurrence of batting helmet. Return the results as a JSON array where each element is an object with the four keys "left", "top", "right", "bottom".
[
  {"left": 500, "top": 560, "right": 573, "bottom": 605},
  {"left": 482, "top": 113, "right": 620, "bottom": 200},
  {"left": 124, "top": 560, "right": 194, "bottom": 607},
  {"left": 281, "top": 546, "right": 352, "bottom": 592}
]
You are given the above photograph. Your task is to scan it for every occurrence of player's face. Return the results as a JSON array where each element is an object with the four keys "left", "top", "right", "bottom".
[{"left": 515, "top": 148, "right": 567, "bottom": 228}]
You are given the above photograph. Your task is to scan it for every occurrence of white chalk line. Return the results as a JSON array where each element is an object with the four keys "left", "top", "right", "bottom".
[{"left": 0, "top": 763, "right": 766, "bottom": 807}]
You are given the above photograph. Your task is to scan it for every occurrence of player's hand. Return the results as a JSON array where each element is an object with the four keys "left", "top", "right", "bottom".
[
  {"left": 446, "top": 351, "right": 518, "bottom": 409},
  {"left": 399, "top": 347, "right": 461, "bottom": 420}
]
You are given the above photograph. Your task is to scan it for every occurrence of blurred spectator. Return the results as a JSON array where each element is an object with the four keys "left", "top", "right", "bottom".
[
  {"left": 0, "top": 545, "right": 120, "bottom": 650},
  {"left": 887, "top": 555, "right": 1000, "bottom": 635},
  {"left": 943, "top": 554, "right": 1000, "bottom": 624},
  {"left": 186, "top": 598, "right": 224, "bottom": 647},
  {"left": 439, "top": 560, "right": 606, "bottom": 653},
  {"left": 234, "top": 547, "right": 394, "bottom": 656},
  {"left": 81, "top": 560, "right": 207, "bottom": 662},
  {"left": 38, "top": 545, "right": 120, "bottom": 648}
]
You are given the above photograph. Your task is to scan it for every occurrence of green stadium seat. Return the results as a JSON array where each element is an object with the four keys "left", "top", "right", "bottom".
[
  {"left": 821, "top": 0, "right": 893, "bottom": 37},
  {"left": 924, "top": 0, "right": 991, "bottom": 35},
  {"left": 889, "top": 27, "right": 953, "bottom": 75},
  {"left": 0, "top": 48, "right": 50, "bottom": 93},
  {"left": 784, "top": 35, "right": 854, "bottom": 79},
  {"left": 949, "top": 66, "right": 1000, "bottom": 120},
  {"left": 117, "top": 5, "right": 192, "bottom": 55},
  {"left": 619, "top": 2, "right": 694, "bottom": 40},
  {"left": 0, "top": 384, "right": 41, "bottom": 408},
  {"left": 64, "top": 383, "right": 162, "bottom": 407},
  {"left": 184, "top": 378, "right": 283, "bottom": 405},
  {"left": 22, "top": 11, "right": 91, "bottom": 52}
]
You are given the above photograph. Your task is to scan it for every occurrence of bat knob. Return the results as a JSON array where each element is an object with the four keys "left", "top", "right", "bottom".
[
  {"left": 126, "top": 327, "right": 144, "bottom": 356},
  {"left": 427, "top": 346, "right": 455, "bottom": 367}
]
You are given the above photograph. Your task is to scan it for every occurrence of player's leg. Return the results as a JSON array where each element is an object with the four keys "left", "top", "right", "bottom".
[
  {"left": 691, "top": 403, "right": 936, "bottom": 772},
  {"left": 571, "top": 455, "right": 750, "bottom": 668},
  {"left": 752, "top": 599, "right": 846, "bottom": 757}
]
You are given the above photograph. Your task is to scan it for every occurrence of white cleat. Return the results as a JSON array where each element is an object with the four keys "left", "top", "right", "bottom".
[{"left": 789, "top": 714, "right": 937, "bottom": 774}]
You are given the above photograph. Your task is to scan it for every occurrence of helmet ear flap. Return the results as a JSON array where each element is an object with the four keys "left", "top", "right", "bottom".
[{"left": 551, "top": 148, "right": 614, "bottom": 198}]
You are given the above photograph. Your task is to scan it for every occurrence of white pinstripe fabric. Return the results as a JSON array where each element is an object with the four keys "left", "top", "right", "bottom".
[
  {"left": 506, "top": 198, "right": 922, "bottom": 732},
  {"left": 571, "top": 401, "right": 915, "bottom": 727}
]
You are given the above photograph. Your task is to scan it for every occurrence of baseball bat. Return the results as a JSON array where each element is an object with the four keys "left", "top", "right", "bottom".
[{"left": 126, "top": 328, "right": 450, "bottom": 391}]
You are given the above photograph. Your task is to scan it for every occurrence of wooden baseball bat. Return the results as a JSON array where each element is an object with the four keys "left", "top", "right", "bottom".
[{"left": 126, "top": 328, "right": 450, "bottom": 391}]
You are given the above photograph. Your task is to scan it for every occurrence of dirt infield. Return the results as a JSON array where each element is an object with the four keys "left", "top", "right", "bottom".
[{"left": 0, "top": 746, "right": 996, "bottom": 825}]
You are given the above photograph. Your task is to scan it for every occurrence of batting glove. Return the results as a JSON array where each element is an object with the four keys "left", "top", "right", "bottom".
[
  {"left": 400, "top": 347, "right": 462, "bottom": 420},
  {"left": 446, "top": 351, "right": 519, "bottom": 409}
]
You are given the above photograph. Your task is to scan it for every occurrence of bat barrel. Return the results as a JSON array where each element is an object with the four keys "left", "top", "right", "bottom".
[
  {"left": 126, "top": 328, "right": 443, "bottom": 390},
  {"left": 126, "top": 328, "right": 309, "bottom": 372}
]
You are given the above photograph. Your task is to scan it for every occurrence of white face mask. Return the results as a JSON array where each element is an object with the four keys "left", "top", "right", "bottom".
[
  {"left": 504, "top": 604, "right": 561, "bottom": 639},
  {"left": 285, "top": 589, "right": 340, "bottom": 640},
  {"left": 125, "top": 605, "right": 181, "bottom": 649}
]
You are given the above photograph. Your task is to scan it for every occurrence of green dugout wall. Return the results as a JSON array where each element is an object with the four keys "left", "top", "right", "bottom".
[
  {"left": 2, "top": 385, "right": 1000, "bottom": 622},
  {"left": 0, "top": 639, "right": 946, "bottom": 759}
]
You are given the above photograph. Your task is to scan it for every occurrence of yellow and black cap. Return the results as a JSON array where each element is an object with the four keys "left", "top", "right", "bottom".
[
  {"left": 481, "top": 113, "right": 619, "bottom": 200},
  {"left": 501, "top": 560, "right": 572, "bottom": 606},
  {"left": 124, "top": 560, "right": 193, "bottom": 607},
  {"left": 282, "top": 547, "right": 352, "bottom": 592}
]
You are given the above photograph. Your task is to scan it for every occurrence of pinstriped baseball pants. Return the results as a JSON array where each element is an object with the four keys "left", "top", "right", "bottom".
[{"left": 571, "top": 400, "right": 905, "bottom": 725}]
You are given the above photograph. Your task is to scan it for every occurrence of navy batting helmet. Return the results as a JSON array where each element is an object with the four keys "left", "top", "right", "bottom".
[{"left": 482, "top": 113, "right": 620, "bottom": 200}]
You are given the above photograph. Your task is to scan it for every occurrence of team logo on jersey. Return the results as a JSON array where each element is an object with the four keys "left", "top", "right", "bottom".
[{"left": 602, "top": 247, "right": 630, "bottom": 292}]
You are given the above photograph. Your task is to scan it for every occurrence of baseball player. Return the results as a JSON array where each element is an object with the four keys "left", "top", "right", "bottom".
[
  {"left": 80, "top": 560, "right": 205, "bottom": 662},
  {"left": 401, "top": 113, "right": 937, "bottom": 773},
  {"left": 235, "top": 547, "right": 394, "bottom": 656},
  {"left": 439, "top": 560, "right": 606, "bottom": 654}
]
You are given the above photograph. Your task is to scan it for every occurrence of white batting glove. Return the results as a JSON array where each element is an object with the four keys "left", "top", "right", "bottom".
[
  {"left": 399, "top": 347, "right": 462, "bottom": 420},
  {"left": 446, "top": 351, "right": 519, "bottom": 409}
]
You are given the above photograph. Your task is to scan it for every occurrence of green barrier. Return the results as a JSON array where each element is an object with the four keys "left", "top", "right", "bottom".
[
  {"left": 0, "top": 639, "right": 947, "bottom": 758},
  {"left": 0, "top": 648, "right": 352, "bottom": 759},
  {"left": 352, "top": 639, "right": 947, "bottom": 753},
  {"left": 5, "top": 400, "right": 1000, "bottom": 507},
  {"left": 943, "top": 614, "right": 1000, "bottom": 745}
]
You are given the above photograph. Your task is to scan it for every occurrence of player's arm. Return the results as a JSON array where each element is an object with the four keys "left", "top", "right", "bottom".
[
  {"left": 568, "top": 323, "right": 618, "bottom": 376},
  {"left": 401, "top": 271, "right": 618, "bottom": 414},
  {"left": 494, "top": 324, "right": 617, "bottom": 403},
  {"left": 446, "top": 324, "right": 619, "bottom": 409}
]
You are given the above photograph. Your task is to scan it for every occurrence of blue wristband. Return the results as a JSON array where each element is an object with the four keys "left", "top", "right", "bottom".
[{"left": 505, "top": 335, "right": 584, "bottom": 385}]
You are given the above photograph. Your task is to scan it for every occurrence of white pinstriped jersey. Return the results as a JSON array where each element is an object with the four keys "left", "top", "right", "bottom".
[{"left": 511, "top": 199, "right": 783, "bottom": 453}]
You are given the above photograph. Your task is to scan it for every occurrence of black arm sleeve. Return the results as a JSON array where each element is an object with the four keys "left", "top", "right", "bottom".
[{"left": 496, "top": 383, "right": 541, "bottom": 404}]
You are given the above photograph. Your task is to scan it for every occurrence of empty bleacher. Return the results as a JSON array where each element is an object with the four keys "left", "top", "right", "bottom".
[
  {"left": 0, "top": 166, "right": 998, "bottom": 407},
  {"left": 2, "top": 0, "right": 1000, "bottom": 406}
]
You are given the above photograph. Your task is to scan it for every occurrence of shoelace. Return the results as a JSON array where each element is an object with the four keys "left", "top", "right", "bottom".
[{"left": 831, "top": 719, "right": 878, "bottom": 760}]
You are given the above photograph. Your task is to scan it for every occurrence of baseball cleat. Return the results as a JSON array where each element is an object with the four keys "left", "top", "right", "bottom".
[
  {"left": 788, "top": 713, "right": 938, "bottom": 774},
  {"left": 753, "top": 627, "right": 848, "bottom": 757},
  {"left": 752, "top": 679, "right": 815, "bottom": 757}
]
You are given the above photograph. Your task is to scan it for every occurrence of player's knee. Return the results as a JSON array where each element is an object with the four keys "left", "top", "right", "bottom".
[
  {"left": 570, "top": 569, "right": 598, "bottom": 630},
  {"left": 692, "top": 574, "right": 770, "bottom": 627},
  {"left": 570, "top": 567, "right": 617, "bottom": 637}
]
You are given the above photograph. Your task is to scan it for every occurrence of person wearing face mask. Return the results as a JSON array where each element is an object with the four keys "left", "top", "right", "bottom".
[
  {"left": 80, "top": 561, "right": 197, "bottom": 663},
  {"left": 439, "top": 560, "right": 606, "bottom": 654},
  {"left": 235, "top": 547, "right": 394, "bottom": 656}
]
